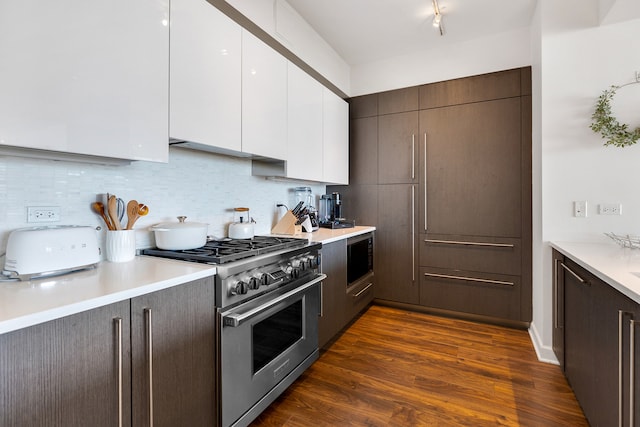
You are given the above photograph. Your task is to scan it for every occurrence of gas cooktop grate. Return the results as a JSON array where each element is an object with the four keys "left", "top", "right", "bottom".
[{"left": 141, "top": 236, "right": 309, "bottom": 264}]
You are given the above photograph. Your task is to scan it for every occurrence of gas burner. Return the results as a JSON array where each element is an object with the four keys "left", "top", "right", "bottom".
[{"left": 141, "top": 236, "right": 309, "bottom": 264}]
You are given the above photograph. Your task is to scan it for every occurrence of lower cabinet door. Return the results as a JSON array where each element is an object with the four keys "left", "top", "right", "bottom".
[
  {"left": 0, "top": 300, "right": 132, "bottom": 427},
  {"left": 131, "top": 277, "right": 216, "bottom": 427},
  {"left": 319, "top": 240, "right": 347, "bottom": 349},
  {"left": 419, "top": 267, "right": 521, "bottom": 321},
  {"left": 562, "top": 259, "right": 595, "bottom": 424}
]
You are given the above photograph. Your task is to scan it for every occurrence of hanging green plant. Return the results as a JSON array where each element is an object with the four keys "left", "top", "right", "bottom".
[{"left": 590, "top": 84, "right": 640, "bottom": 148}]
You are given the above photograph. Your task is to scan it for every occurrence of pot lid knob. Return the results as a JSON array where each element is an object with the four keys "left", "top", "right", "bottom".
[{"left": 177, "top": 216, "right": 187, "bottom": 223}]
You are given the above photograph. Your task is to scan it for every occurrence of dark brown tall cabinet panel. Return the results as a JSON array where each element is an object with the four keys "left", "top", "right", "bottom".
[
  {"left": 340, "top": 67, "right": 532, "bottom": 325},
  {"left": 378, "top": 112, "right": 419, "bottom": 184},
  {"left": 418, "top": 95, "right": 527, "bottom": 322},
  {"left": 376, "top": 184, "right": 419, "bottom": 303},
  {"left": 0, "top": 301, "right": 132, "bottom": 427},
  {"left": 418, "top": 98, "right": 521, "bottom": 237},
  {"left": 132, "top": 277, "right": 217, "bottom": 427}
]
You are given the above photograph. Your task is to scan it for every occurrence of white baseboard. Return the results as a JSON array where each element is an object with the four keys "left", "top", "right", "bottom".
[{"left": 528, "top": 321, "right": 559, "bottom": 365}]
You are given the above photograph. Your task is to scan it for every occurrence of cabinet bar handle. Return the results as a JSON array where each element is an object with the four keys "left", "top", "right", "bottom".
[
  {"left": 424, "top": 239, "right": 515, "bottom": 248},
  {"left": 411, "top": 185, "right": 415, "bottom": 282},
  {"left": 619, "top": 311, "right": 634, "bottom": 427},
  {"left": 411, "top": 134, "right": 415, "bottom": 180},
  {"left": 631, "top": 319, "right": 638, "bottom": 427},
  {"left": 554, "top": 259, "right": 560, "bottom": 329},
  {"left": 560, "top": 262, "right": 588, "bottom": 285},
  {"left": 353, "top": 283, "right": 374, "bottom": 298},
  {"left": 114, "top": 317, "right": 123, "bottom": 427},
  {"left": 319, "top": 281, "right": 324, "bottom": 317},
  {"left": 424, "top": 133, "right": 427, "bottom": 232},
  {"left": 144, "top": 308, "right": 154, "bottom": 427},
  {"left": 423, "top": 272, "right": 514, "bottom": 287}
]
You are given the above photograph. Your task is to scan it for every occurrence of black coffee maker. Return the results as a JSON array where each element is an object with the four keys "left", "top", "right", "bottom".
[{"left": 319, "top": 192, "right": 355, "bottom": 229}]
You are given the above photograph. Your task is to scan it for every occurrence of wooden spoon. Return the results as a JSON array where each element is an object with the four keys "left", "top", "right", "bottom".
[
  {"left": 108, "top": 195, "right": 122, "bottom": 230},
  {"left": 126, "top": 199, "right": 141, "bottom": 230},
  {"left": 92, "top": 201, "right": 114, "bottom": 230}
]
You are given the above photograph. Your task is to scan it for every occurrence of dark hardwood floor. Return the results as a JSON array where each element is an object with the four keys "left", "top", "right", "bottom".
[{"left": 251, "top": 305, "right": 588, "bottom": 426}]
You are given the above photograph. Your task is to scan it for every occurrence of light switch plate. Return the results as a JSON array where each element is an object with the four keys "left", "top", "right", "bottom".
[{"left": 573, "top": 201, "right": 587, "bottom": 218}]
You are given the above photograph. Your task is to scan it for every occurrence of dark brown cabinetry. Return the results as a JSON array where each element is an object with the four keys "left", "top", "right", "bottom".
[
  {"left": 319, "top": 240, "right": 347, "bottom": 348},
  {"left": 376, "top": 184, "right": 418, "bottom": 303},
  {"left": 318, "top": 236, "right": 375, "bottom": 349},
  {"left": 335, "top": 67, "right": 532, "bottom": 324},
  {"left": 0, "top": 277, "right": 216, "bottom": 427},
  {"left": 0, "top": 301, "right": 132, "bottom": 427},
  {"left": 131, "top": 277, "right": 217, "bottom": 427},
  {"left": 378, "top": 111, "right": 419, "bottom": 184},
  {"left": 553, "top": 250, "right": 640, "bottom": 427}
]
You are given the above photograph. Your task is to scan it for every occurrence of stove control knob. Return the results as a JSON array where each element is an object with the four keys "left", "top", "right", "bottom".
[
  {"left": 305, "top": 255, "right": 315, "bottom": 269},
  {"left": 291, "top": 267, "right": 300, "bottom": 279},
  {"left": 230, "top": 280, "right": 248, "bottom": 296},
  {"left": 248, "top": 277, "right": 259, "bottom": 290},
  {"left": 255, "top": 272, "right": 269, "bottom": 287}
]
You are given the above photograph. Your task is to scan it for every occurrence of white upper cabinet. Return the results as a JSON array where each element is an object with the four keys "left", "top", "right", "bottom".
[
  {"left": 323, "top": 89, "right": 349, "bottom": 185},
  {"left": 170, "top": 0, "right": 241, "bottom": 153},
  {"left": 0, "top": 0, "right": 169, "bottom": 162},
  {"left": 241, "top": 30, "right": 288, "bottom": 160},
  {"left": 286, "top": 62, "right": 323, "bottom": 182}
]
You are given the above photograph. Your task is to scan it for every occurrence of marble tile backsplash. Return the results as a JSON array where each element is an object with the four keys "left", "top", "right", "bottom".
[{"left": 0, "top": 147, "right": 325, "bottom": 257}]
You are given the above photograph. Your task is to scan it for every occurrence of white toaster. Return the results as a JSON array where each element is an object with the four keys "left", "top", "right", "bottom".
[{"left": 4, "top": 225, "right": 100, "bottom": 280}]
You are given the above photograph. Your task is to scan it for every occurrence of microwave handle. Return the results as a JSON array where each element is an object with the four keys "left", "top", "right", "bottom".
[{"left": 222, "top": 274, "right": 326, "bottom": 327}]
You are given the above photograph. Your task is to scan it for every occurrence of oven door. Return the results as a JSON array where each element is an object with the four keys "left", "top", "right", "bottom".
[{"left": 219, "top": 273, "right": 325, "bottom": 427}]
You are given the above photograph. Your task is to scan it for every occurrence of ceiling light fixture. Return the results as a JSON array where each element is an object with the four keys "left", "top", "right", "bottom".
[{"left": 432, "top": 0, "right": 444, "bottom": 36}]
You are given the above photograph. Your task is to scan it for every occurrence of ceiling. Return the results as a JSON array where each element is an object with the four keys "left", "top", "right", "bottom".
[{"left": 285, "top": 0, "right": 538, "bottom": 65}]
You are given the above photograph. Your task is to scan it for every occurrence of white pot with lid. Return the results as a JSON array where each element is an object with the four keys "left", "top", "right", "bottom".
[
  {"left": 228, "top": 207, "right": 255, "bottom": 239},
  {"left": 151, "top": 216, "right": 208, "bottom": 250}
]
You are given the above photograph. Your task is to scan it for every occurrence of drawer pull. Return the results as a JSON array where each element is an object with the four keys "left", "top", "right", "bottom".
[
  {"left": 353, "top": 283, "right": 374, "bottom": 298},
  {"left": 424, "top": 239, "right": 515, "bottom": 248},
  {"left": 423, "top": 272, "right": 514, "bottom": 287},
  {"left": 560, "top": 262, "right": 588, "bottom": 285}
]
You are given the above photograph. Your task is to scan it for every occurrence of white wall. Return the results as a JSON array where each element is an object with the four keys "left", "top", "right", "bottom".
[
  {"left": 223, "top": 0, "right": 351, "bottom": 94},
  {"left": 0, "top": 148, "right": 325, "bottom": 258},
  {"left": 529, "top": 0, "right": 640, "bottom": 362},
  {"left": 349, "top": 27, "right": 532, "bottom": 96}
]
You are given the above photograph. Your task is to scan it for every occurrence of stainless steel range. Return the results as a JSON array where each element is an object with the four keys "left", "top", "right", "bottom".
[{"left": 142, "top": 236, "right": 325, "bottom": 427}]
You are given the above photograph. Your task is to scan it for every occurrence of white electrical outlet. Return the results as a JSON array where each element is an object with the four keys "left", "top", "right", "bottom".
[
  {"left": 27, "top": 206, "right": 61, "bottom": 222},
  {"left": 573, "top": 201, "right": 587, "bottom": 218},
  {"left": 599, "top": 203, "right": 622, "bottom": 215}
]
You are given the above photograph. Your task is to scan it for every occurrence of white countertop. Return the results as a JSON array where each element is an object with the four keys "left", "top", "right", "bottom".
[
  {"left": 273, "top": 225, "right": 376, "bottom": 245},
  {"left": 551, "top": 241, "right": 640, "bottom": 304},
  {"left": 0, "top": 256, "right": 217, "bottom": 335}
]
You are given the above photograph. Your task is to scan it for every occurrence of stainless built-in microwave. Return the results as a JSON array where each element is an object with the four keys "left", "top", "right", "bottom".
[{"left": 347, "top": 233, "right": 373, "bottom": 286}]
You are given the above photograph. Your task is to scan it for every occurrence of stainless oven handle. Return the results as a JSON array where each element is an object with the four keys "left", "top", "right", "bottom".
[{"left": 222, "top": 274, "right": 327, "bottom": 327}]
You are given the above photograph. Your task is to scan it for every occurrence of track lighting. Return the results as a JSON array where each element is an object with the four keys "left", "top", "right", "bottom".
[{"left": 432, "top": 0, "right": 444, "bottom": 36}]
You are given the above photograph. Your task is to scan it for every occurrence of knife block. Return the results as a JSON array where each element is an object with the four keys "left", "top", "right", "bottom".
[{"left": 271, "top": 211, "right": 302, "bottom": 235}]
